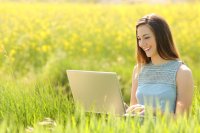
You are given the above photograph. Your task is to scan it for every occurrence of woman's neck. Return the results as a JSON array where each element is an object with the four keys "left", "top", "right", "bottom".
[{"left": 151, "top": 55, "right": 169, "bottom": 65}]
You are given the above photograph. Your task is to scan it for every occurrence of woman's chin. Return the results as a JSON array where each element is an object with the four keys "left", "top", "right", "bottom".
[{"left": 145, "top": 54, "right": 152, "bottom": 57}]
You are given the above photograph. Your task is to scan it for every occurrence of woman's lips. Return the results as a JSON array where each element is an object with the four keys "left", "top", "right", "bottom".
[{"left": 144, "top": 47, "right": 150, "bottom": 52}]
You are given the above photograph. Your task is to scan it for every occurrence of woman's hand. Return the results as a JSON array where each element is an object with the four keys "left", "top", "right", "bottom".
[{"left": 126, "top": 104, "right": 145, "bottom": 115}]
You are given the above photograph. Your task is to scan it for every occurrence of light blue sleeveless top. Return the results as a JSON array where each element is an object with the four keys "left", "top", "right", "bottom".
[{"left": 136, "top": 60, "right": 182, "bottom": 113}]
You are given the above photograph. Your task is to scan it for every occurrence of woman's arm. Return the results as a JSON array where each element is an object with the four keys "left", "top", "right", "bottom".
[
  {"left": 130, "top": 65, "right": 139, "bottom": 106},
  {"left": 175, "top": 64, "right": 194, "bottom": 116}
]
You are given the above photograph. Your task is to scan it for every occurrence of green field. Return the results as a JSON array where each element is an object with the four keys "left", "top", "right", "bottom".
[{"left": 0, "top": 2, "right": 200, "bottom": 132}]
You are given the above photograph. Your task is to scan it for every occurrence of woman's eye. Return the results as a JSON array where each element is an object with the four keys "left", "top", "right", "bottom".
[{"left": 145, "top": 37, "right": 150, "bottom": 39}]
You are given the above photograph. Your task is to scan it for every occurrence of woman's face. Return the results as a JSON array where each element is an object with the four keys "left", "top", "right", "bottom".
[{"left": 137, "top": 24, "right": 158, "bottom": 58}]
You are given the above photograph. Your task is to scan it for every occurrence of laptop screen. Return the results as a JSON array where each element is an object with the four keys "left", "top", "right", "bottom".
[{"left": 67, "top": 70, "right": 126, "bottom": 115}]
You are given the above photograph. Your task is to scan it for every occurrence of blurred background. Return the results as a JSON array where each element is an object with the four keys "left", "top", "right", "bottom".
[{"left": 0, "top": 0, "right": 198, "bottom": 3}]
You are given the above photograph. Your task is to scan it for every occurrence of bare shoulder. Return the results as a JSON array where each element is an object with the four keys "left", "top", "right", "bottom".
[
  {"left": 177, "top": 64, "right": 193, "bottom": 84},
  {"left": 132, "top": 64, "right": 139, "bottom": 79},
  {"left": 133, "top": 64, "right": 138, "bottom": 72},
  {"left": 177, "top": 64, "right": 192, "bottom": 78}
]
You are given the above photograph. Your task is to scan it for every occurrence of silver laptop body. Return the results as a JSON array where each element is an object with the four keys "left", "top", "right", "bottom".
[{"left": 66, "top": 70, "right": 126, "bottom": 115}]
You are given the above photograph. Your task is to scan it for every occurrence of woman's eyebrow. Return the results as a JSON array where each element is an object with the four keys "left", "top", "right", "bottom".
[
  {"left": 137, "top": 33, "right": 149, "bottom": 38},
  {"left": 143, "top": 34, "right": 149, "bottom": 37}
]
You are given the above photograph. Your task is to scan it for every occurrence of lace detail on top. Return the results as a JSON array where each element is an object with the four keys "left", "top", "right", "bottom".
[{"left": 138, "top": 60, "right": 182, "bottom": 86}]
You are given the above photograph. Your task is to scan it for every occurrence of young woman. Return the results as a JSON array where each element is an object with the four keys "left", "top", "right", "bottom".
[{"left": 126, "top": 14, "right": 194, "bottom": 116}]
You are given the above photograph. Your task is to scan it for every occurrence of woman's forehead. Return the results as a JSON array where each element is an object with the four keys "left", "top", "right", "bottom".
[{"left": 137, "top": 25, "right": 153, "bottom": 37}]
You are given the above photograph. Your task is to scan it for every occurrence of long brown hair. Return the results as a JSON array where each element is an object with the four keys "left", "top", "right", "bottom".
[{"left": 136, "top": 14, "right": 180, "bottom": 66}]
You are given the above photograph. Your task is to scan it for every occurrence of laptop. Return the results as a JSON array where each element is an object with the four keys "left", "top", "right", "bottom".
[{"left": 66, "top": 70, "right": 126, "bottom": 116}]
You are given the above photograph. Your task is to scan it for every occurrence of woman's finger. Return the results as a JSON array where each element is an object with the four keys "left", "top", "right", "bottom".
[
  {"left": 126, "top": 104, "right": 144, "bottom": 113},
  {"left": 132, "top": 106, "right": 145, "bottom": 113}
]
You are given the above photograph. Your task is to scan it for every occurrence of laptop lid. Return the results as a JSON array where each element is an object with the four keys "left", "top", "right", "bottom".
[{"left": 66, "top": 70, "right": 126, "bottom": 115}]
